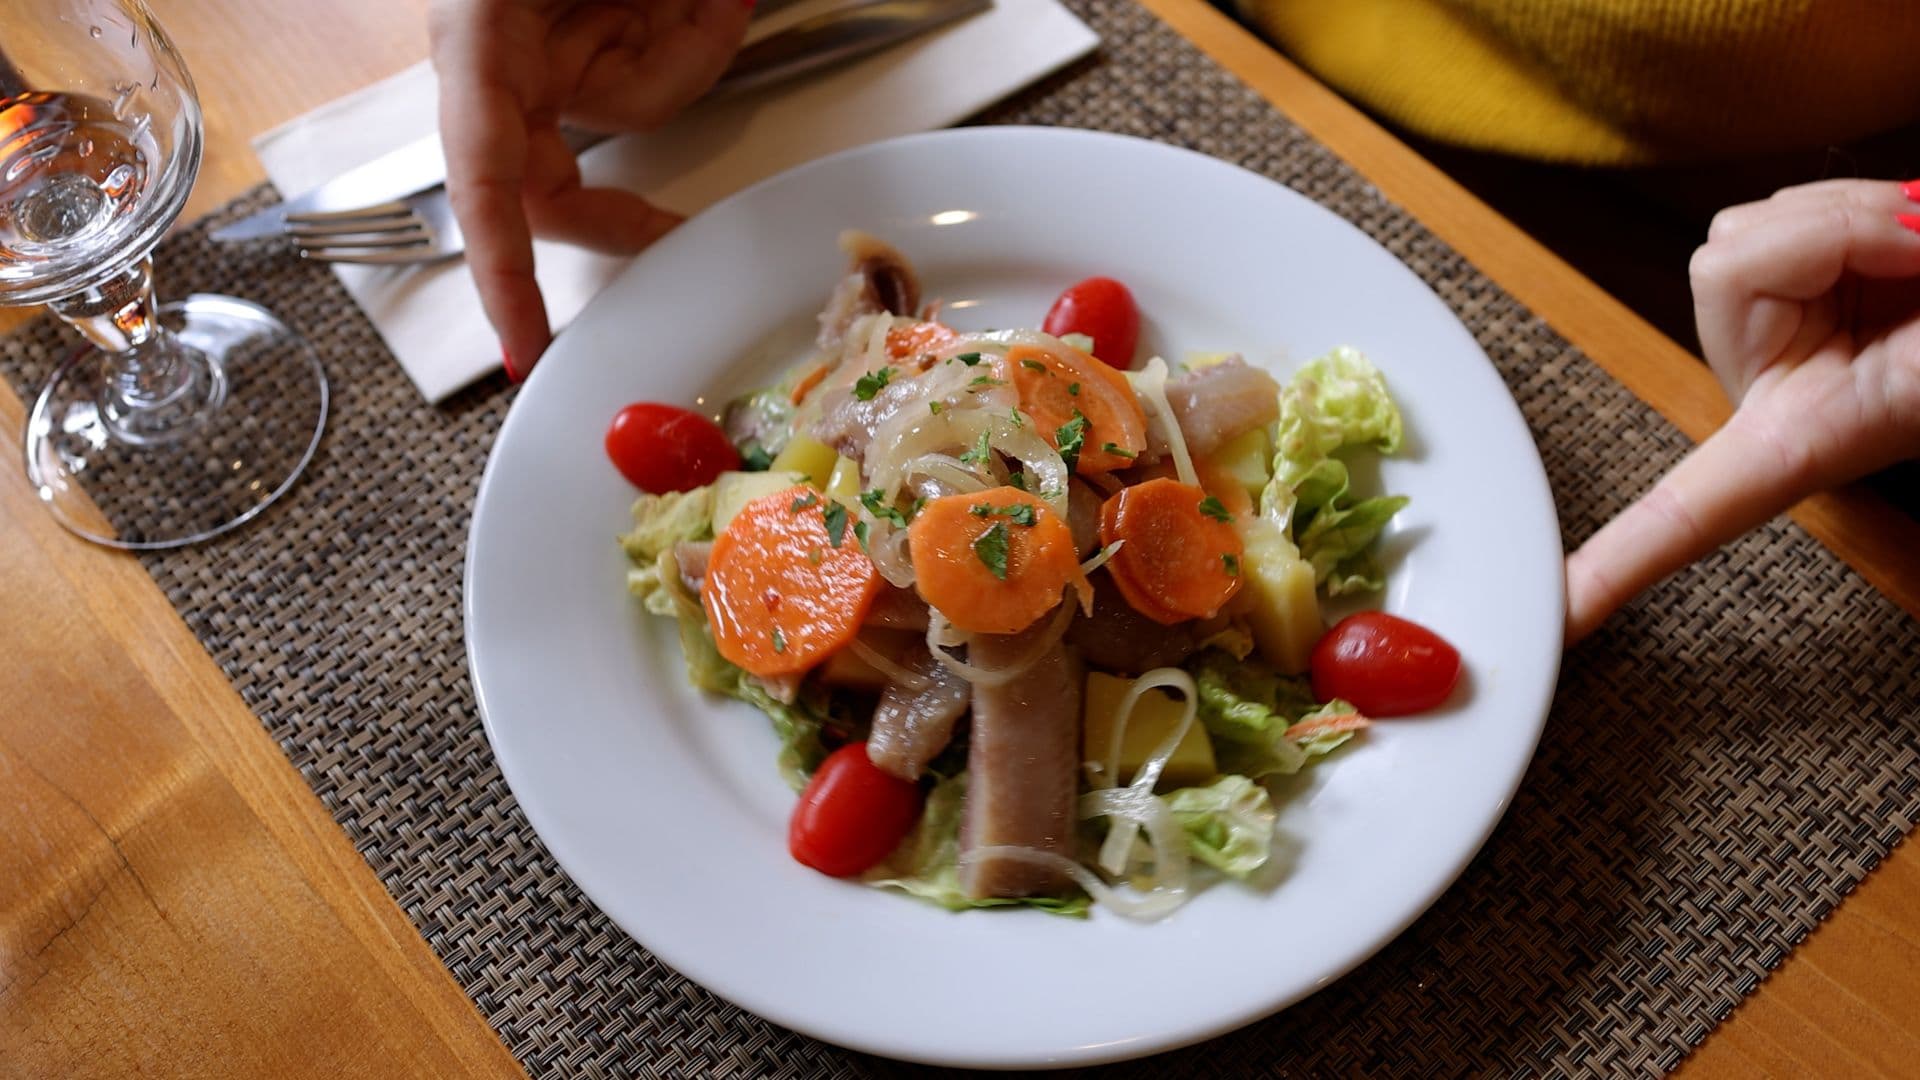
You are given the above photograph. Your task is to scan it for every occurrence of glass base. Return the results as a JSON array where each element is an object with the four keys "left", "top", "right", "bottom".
[{"left": 23, "top": 293, "right": 327, "bottom": 549}]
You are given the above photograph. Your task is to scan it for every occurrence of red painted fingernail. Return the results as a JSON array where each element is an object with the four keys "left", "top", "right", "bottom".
[
  {"left": 1900, "top": 179, "right": 1920, "bottom": 201},
  {"left": 1898, "top": 212, "right": 1920, "bottom": 237},
  {"left": 501, "top": 344, "right": 522, "bottom": 383}
]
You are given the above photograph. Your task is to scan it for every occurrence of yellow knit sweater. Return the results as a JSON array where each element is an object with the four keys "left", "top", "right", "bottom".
[{"left": 1233, "top": 0, "right": 1920, "bottom": 165}]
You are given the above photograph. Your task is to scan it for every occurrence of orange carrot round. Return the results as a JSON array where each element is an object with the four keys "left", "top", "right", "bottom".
[
  {"left": 886, "top": 322, "right": 961, "bottom": 365},
  {"left": 703, "top": 485, "right": 882, "bottom": 677},
  {"left": 1098, "top": 477, "right": 1245, "bottom": 624},
  {"left": 1004, "top": 343, "right": 1146, "bottom": 475},
  {"left": 908, "top": 486, "right": 1079, "bottom": 635}
]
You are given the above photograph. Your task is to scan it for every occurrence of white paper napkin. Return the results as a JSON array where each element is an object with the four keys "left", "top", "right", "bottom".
[{"left": 252, "top": 0, "right": 1098, "bottom": 403}]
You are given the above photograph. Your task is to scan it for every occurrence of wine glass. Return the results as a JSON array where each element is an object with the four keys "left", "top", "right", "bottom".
[{"left": 1, "top": 0, "right": 325, "bottom": 548}]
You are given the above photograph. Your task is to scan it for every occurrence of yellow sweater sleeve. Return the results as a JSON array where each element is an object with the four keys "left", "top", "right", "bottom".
[{"left": 1233, "top": 0, "right": 1920, "bottom": 165}]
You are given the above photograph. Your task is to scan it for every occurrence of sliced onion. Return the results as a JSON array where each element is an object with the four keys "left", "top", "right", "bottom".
[
  {"left": 861, "top": 312, "right": 894, "bottom": 371},
  {"left": 1130, "top": 356, "right": 1199, "bottom": 488},
  {"left": 902, "top": 453, "right": 990, "bottom": 496},
  {"left": 923, "top": 600, "right": 1074, "bottom": 689},
  {"left": 958, "top": 846, "right": 1190, "bottom": 921},
  {"left": 1084, "top": 667, "right": 1199, "bottom": 881},
  {"left": 849, "top": 637, "right": 933, "bottom": 691},
  {"left": 867, "top": 521, "right": 916, "bottom": 588},
  {"left": 867, "top": 406, "right": 1068, "bottom": 518},
  {"left": 1079, "top": 540, "right": 1124, "bottom": 577}
]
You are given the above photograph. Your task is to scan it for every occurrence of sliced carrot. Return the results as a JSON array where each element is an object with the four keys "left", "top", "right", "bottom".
[
  {"left": 703, "top": 485, "right": 882, "bottom": 677},
  {"left": 1286, "top": 712, "right": 1370, "bottom": 740},
  {"left": 1004, "top": 343, "right": 1147, "bottom": 475},
  {"left": 1098, "top": 477, "right": 1245, "bottom": 624},
  {"left": 789, "top": 361, "right": 830, "bottom": 406},
  {"left": 886, "top": 322, "right": 961, "bottom": 365},
  {"left": 908, "top": 487, "right": 1079, "bottom": 635}
]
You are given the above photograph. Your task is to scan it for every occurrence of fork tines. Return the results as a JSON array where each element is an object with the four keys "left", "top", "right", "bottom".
[{"left": 286, "top": 201, "right": 437, "bottom": 265}]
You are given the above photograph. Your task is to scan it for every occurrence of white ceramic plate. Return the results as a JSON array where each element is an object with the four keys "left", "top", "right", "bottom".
[{"left": 465, "top": 128, "right": 1563, "bottom": 1068}]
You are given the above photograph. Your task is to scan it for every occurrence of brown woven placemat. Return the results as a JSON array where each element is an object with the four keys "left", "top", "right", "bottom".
[{"left": 7, "top": 0, "right": 1918, "bottom": 1074}]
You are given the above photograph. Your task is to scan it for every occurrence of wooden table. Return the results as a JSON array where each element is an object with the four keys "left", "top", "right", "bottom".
[{"left": 3, "top": 1, "right": 1916, "bottom": 1075}]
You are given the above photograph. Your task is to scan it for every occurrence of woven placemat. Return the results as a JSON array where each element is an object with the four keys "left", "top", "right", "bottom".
[{"left": 7, "top": 0, "right": 1918, "bottom": 1074}]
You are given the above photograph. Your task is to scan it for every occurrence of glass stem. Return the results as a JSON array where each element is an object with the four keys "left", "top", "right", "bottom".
[{"left": 48, "top": 257, "right": 220, "bottom": 444}]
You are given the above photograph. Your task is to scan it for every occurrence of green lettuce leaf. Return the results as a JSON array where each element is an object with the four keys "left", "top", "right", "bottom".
[
  {"left": 862, "top": 774, "right": 1090, "bottom": 916},
  {"left": 1188, "top": 649, "right": 1365, "bottom": 777},
  {"left": 1257, "top": 347, "right": 1408, "bottom": 594},
  {"left": 620, "top": 486, "right": 716, "bottom": 615},
  {"left": 1271, "top": 345, "right": 1403, "bottom": 493},
  {"left": 1289, "top": 458, "right": 1410, "bottom": 596},
  {"left": 722, "top": 384, "right": 799, "bottom": 468},
  {"left": 735, "top": 678, "right": 845, "bottom": 792},
  {"left": 1166, "top": 775, "right": 1277, "bottom": 879}
]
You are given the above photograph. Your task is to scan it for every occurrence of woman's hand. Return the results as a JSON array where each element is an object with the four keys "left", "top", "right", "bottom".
[
  {"left": 1566, "top": 179, "right": 1920, "bottom": 642},
  {"left": 428, "top": 0, "right": 750, "bottom": 378}
]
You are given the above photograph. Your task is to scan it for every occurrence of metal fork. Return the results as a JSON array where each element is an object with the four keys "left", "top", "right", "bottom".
[{"left": 287, "top": 187, "right": 464, "bottom": 265}]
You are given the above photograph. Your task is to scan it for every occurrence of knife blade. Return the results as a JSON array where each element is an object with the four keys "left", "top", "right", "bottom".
[{"left": 210, "top": 0, "right": 991, "bottom": 243}]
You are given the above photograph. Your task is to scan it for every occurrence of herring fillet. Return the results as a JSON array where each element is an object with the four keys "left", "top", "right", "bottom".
[
  {"left": 959, "top": 630, "right": 1084, "bottom": 899},
  {"left": 866, "top": 642, "right": 970, "bottom": 781}
]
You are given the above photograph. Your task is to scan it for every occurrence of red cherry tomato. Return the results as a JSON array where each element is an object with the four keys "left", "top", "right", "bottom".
[
  {"left": 789, "top": 743, "right": 924, "bottom": 877},
  {"left": 1042, "top": 276, "right": 1141, "bottom": 370},
  {"left": 1310, "top": 612, "right": 1462, "bottom": 717},
  {"left": 605, "top": 402, "right": 740, "bottom": 493}
]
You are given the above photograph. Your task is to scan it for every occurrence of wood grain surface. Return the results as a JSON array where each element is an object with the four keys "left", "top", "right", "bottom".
[
  {"left": 0, "top": 0, "right": 1912, "bottom": 1076},
  {"left": 1, "top": 2, "right": 523, "bottom": 1078}
]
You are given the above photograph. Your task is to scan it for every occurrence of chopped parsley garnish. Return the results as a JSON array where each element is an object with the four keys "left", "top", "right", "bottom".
[
  {"left": 1067, "top": 382, "right": 1081, "bottom": 397},
  {"left": 955, "top": 351, "right": 984, "bottom": 366},
  {"left": 741, "top": 444, "right": 774, "bottom": 471},
  {"left": 909, "top": 496, "right": 928, "bottom": 519},
  {"left": 968, "top": 376, "right": 1007, "bottom": 389},
  {"left": 860, "top": 489, "right": 909, "bottom": 527},
  {"left": 1009, "top": 471, "right": 1029, "bottom": 491},
  {"left": 1197, "top": 495, "right": 1232, "bottom": 523},
  {"left": 1222, "top": 553, "right": 1240, "bottom": 577},
  {"left": 823, "top": 502, "right": 849, "bottom": 547},
  {"left": 854, "top": 520, "right": 870, "bottom": 551},
  {"left": 1019, "top": 358, "right": 1048, "bottom": 373},
  {"left": 959, "top": 430, "right": 992, "bottom": 466},
  {"left": 1009, "top": 407, "right": 1026, "bottom": 428},
  {"left": 1101, "top": 442, "right": 1137, "bottom": 460},
  {"left": 1055, "top": 410, "right": 1089, "bottom": 472},
  {"left": 968, "top": 502, "right": 1038, "bottom": 527},
  {"left": 929, "top": 401, "right": 943, "bottom": 414},
  {"left": 973, "top": 522, "right": 1011, "bottom": 580},
  {"left": 771, "top": 628, "right": 787, "bottom": 653},
  {"left": 790, "top": 492, "right": 820, "bottom": 513},
  {"left": 853, "top": 366, "right": 895, "bottom": 401}
]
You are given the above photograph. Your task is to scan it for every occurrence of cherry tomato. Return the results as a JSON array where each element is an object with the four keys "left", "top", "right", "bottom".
[
  {"left": 789, "top": 743, "right": 924, "bottom": 877},
  {"left": 1310, "top": 612, "right": 1462, "bottom": 717},
  {"left": 1042, "top": 276, "right": 1141, "bottom": 370},
  {"left": 605, "top": 402, "right": 740, "bottom": 493}
]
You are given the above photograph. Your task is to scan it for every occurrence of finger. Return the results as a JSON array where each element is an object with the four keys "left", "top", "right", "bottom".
[
  {"left": 1705, "top": 179, "right": 1900, "bottom": 242},
  {"left": 1564, "top": 405, "right": 1816, "bottom": 643},
  {"left": 516, "top": 122, "right": 682, "bottom": 253},
  {"left": 429, "top": 0, "right": 553, "bottom": 373},
  {"left": 568, "top": 0, "right": 752, "bottom": 131},
  {"left": 1691, "top": 190, "right": 1920, "bottom": 397},
  {"left": 529, "top": 186, "right": 684, "bottom": 253}
]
